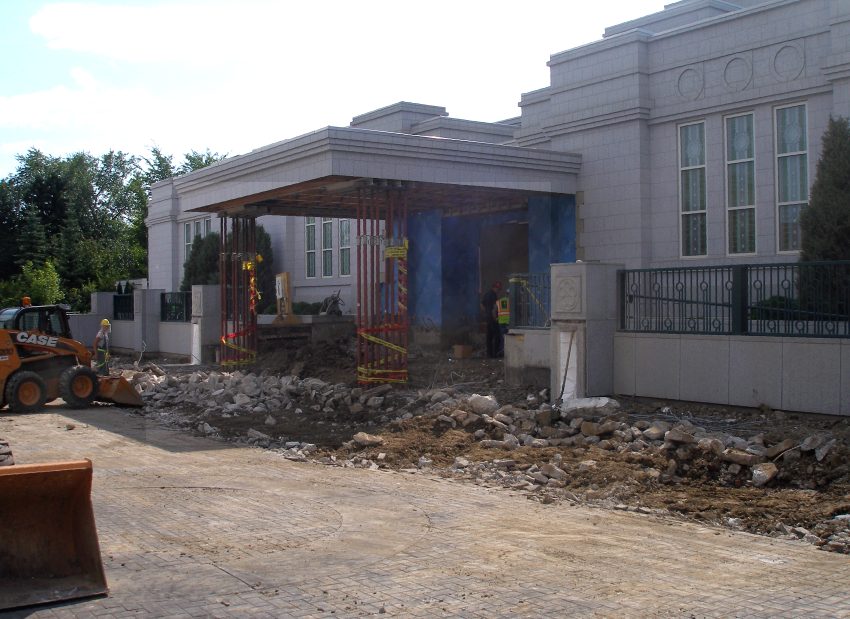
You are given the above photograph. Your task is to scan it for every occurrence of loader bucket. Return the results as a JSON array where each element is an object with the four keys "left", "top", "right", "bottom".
[
  {"left": 96, "top": 376, "right": 143, "bottom": 407},
  {"left": 0, "top": 460, "right": 108, "bottom": 609}
]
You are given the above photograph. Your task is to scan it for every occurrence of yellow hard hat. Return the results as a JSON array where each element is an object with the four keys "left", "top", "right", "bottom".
[{"left": 101, "top": 318, "right": 111, "bottom": 327}]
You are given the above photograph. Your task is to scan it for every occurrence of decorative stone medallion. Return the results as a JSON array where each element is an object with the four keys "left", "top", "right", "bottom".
[
  {"left": 723, "top": 56, "right": 752, "bottom": 92},
  {"left": 555, "top": 275, "right": 582, "bottom": 316},
  {"left": 773, "top": 44, "right": 804, "bottom": 82},
  {"left": 677, "top": 67, "right": 704, "bottom": 101}
]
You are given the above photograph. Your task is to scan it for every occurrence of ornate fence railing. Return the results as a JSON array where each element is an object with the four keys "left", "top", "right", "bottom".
[
  {"left": 160, "top": 291, "right": 193, "bottom": 322},
  {"left": 618, "top": 261, "right": 850, "bottom": 338},
  {"left": 113, "top": 294, "right": 134, "bottom": 321},
  {"left": 508, "top": 272, "right": 550, "bottom": 329}
]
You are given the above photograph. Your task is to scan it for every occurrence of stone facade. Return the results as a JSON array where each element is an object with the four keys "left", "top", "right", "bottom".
[
  {"left": 146, "top": 0, "right": 850, "bottom": 324},
  {"left": 516, "top": 0, "right": 850, "bottom": 268}
]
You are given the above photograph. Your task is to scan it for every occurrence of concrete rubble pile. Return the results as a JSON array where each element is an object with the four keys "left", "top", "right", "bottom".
[
  {"left": 133, "top": 367, "right": 849, "bottom": 554},
  {"left": 133, "top": 367, "right": 407, "bottom": 460},
  {"left": 0, "top": 438, "right": 13, "bottom": 466}
]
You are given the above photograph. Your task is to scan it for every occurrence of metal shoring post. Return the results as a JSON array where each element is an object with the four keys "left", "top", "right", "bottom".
[
  {"left": 369, "top": 188, "right": 381, "bottom": 378},
  {"left": 356, "top": 190, "right": 362, "bottom": 382},
  {"left": 385, "top": 189, "right": 393, "bottom": 377},
  {"left": 219, "top": 216, "right": 226, "bottom": 365},
  {"left": 401, "top": 192, "right": 409, "bottom": 380}
]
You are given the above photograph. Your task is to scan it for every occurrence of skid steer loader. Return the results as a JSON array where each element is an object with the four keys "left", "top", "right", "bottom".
[
  {"left": 0, "top": 301, "right": 142, "bottom": 411},
  {"left": 0, "top": 459, "right": 108, "bottom": 609}
]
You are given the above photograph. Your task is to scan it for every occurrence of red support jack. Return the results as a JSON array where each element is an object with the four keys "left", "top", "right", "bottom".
[{"left": 356, "top": 184, "right": 409, "bottom": 384}]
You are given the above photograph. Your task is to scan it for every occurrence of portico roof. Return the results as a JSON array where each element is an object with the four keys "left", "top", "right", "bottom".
[{"left": 168, "top": 126, "right": 581, "bottom": 219}]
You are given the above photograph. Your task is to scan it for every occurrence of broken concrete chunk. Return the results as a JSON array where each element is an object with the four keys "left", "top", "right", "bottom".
[
  {"left": 642, "top": 423, "right": 669, "bottom": 441},
  {"left": 722, "top": 449, "right": 763, "bottom": 467},
  {"left": 559, "top": 397, "right": 620, "bottom": 419},
  {"left": 664, "top": 429, "right": 696, "bottom": 444},
  {"left": 697, "top": 437, "right": 724, "bottom": 455},
  {"left": 468, "top": 394, "right": 500, "bottom": 416},
  {"left": 752, "top": 462, "right": 778, "bottom": 487},
  {"left": 246, "top": 428, "right": 271, "bottom": 441},
  {"left": 816, "top": 438, "right": 837, "bottom": 462},
  {"left": 801, "top": 434, "right": 829, "bottom": 452},
  {"left": 233, "top": 393, "right": 252, "bottom": 407},
  {"left": 540, "top": 463, "right": 568, "bottom": 481},
  {"left": 765, "top": 438, "right": 796, "bottom": 458},
  {"left": 352, "top": 432, "right": 384, "bottom": 447}
]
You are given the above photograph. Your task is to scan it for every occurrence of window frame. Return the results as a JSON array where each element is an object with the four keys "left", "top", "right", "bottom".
[
  {"left": 678, "top": 120, "right": 708, "bottom": 258},
  {"left": 724, "top": 112, "right": 757, "bottom": 256},
  {"left": 339, "top": 219, "right": 351, "bottom": 277},
  {"left": 305, "top": 217, "right": 316, "bottom": 279},
  {"left": 774, "top": 102, "right": 808, "bottom": 254},
  {"left": 321, "top": 217, "right": 333, "bottom": 278}
]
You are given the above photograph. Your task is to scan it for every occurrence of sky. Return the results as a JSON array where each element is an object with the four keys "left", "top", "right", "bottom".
[{"left": 0, "top": 0, "right": 666, "bottom": 178}]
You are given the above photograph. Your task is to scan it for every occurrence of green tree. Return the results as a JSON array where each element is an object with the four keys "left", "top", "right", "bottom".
[
  {"left": 20, "top": 260, "right": 63, "bottom": 305},
  {"left": 0, "top": 179, "right": 23, "bottom": 277},
  {"left": 180, "top": 232, "right": 221, "bottom": 290},
  {"left": 255, "top": 225, "right": 275, "bottom": 313},
  {"left": 178, "top": 149, "right": 226, "bottom": 175},
  {"left": 15, "top": 206, "right": 49, "bottom": 269},
  {"left": 801, "top": 116, "right": 850, "bottom": 261}
]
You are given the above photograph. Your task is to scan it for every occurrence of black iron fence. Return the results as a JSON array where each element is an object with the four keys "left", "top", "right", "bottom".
[
  {"left": 161, "top": 291, "right": 192, "bottom": 322},
  {"left": 508, "top": 272, "right": 550, "bottom": 329},
  {"left": 113, "top": 294, "right": 134, "bottom": 320},
  {"left": 619, "top": 261, "right": 850, "bottom": 338}
]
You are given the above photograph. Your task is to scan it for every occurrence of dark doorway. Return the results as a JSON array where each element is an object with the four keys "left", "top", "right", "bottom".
[{"left": 480, "top": 222, "right": 528, "bottom": 295}]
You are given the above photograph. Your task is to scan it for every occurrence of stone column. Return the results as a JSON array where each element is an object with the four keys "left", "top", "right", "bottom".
[
  {"left": 549, "top": 262, "right": 622, "bottom": 403},
  {"left": 192, "top": 285, "right": 221, "bottom": 364}
]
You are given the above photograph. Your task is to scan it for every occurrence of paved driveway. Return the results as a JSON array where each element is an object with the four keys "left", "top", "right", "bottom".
[{"left": 2, "top": 406, "right": 849, "bottom": 618}]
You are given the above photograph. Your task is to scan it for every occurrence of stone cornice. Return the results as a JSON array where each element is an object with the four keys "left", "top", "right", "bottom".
[{"left": 167, "top": 127, "right": 581, "bottom": 196}]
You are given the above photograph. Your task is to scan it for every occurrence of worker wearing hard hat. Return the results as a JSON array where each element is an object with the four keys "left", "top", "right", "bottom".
[{"left": 93, "top": 319, "right": 111, "bottom": 376}]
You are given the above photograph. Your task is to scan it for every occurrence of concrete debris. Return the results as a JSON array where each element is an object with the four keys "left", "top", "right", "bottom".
[
  {"left": 559, "top": 397, "right": 620, "bottom": 420},
  {"left": 0, "top": 438, "right": 13, "bottom": 466},
  {"left": 468, "top": 394, "right": 500, "bottom": 416},
  {"left": 751, "top": 462, "right": 778, "bottom": 487},
  {"left": 352, "top": 432, "right": 383, "bottom": 447},
  {"left": 126, "top": 362, "right": 849, "bottom": 555}
]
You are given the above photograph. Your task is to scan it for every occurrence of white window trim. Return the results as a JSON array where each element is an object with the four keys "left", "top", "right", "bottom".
[
  {"left": 339, "top": 219, "right": 351, "bottom": 278},
  {"left": 774, "top": 102, "right": 808, "bottom": 255},
  {"left": 305, "top": 217, "right": 317, "bottom": 279},
  {"left": 678, "top": 120, "right": 708, "bottom": 259},
  {"left": 321, "top": 217, "right": 333, "bottom": 278},
  {"left": 724, "top": 112, "right": 757, "bottom": 257}
]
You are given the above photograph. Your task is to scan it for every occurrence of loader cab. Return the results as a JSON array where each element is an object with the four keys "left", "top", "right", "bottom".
[{"left": 0, "top": 305, "right": 73, "bottom": 339}]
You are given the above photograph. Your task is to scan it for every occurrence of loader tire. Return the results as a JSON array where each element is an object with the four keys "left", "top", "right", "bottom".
[
  {"left": 59, "top": 365, "right": 99, "bottom": 409},
  {"left": 5, "top": 371, "right": 48, "bottom": 413}
]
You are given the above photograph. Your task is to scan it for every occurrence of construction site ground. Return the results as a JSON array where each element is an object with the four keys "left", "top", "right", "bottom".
[
  {"left": 125, "top": 339, "right": 850, "bottom": 545},
  {"left": 3, "top": 404, "right": 850, "bottom": 618}
]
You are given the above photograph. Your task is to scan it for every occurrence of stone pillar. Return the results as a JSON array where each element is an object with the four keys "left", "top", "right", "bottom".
[
  {"left": 133, "top": 289, "right": 162, "bottom": 355},
  {"left": 192, "top": 285, "right": 221, "bottom": 364},
  {"left": 549, "top": 262, "right": 622, "bottom": 403}
]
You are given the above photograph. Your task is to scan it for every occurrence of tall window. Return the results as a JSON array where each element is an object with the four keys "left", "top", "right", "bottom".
[
  {"left": 184, "top": 223, "right": 192, "bottom": 258},
  {"left": 322, "top": 218, "right": 333, "bottom": 277},
  {"left": 775, "top": 104, "right": 807, "bottom": 252},
  {"left": 184, "top": 217, "right": 212, "bottom": 258},
  {"left": 305, "top": 217, "right": 316, "bottom": 278},
  {"left": 679, "top": 122, "right": 707, "bottom": 256},
  {"left": 339, "top": 219, "right": 351, "bottom": 277},
  {"left": 725, "top": 113, "right": 756, "bottom": 254}
]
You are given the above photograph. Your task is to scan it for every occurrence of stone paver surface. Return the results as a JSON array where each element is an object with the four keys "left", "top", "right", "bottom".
[{"left": 2, "top": 407, "right": 849, "bottom": 618}]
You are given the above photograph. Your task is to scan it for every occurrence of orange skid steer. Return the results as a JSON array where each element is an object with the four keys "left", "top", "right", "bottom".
[
  {"left": 0, "top": 459, "right": 108, "bottom": 609},
  {"left": 0, "top": 303, "right": 142, "bottom": 411}
]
